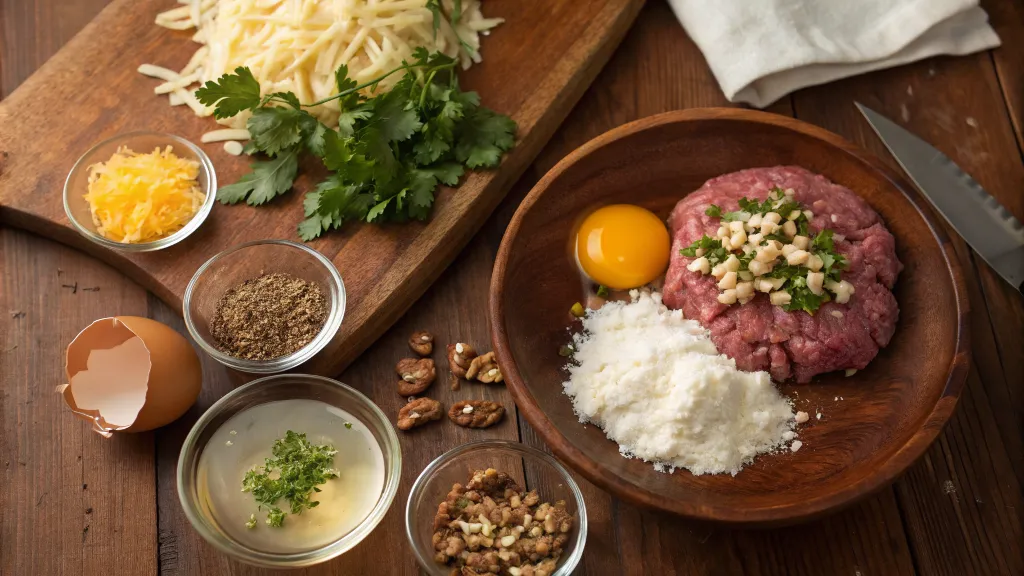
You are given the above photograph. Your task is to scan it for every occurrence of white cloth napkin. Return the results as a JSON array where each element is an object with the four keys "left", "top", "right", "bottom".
[{"left": 668, "top": 0, "right": 1001, "bottom": 108}]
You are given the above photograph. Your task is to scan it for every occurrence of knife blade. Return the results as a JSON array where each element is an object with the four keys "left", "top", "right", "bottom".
[{"left": 856, "top": 102, "right": 1024, "bottom": 294}]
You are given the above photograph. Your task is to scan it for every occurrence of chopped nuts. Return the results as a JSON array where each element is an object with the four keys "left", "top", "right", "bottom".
[
  {"left": 432, "top": 469, "right": 574, "bottom": 575},
  {"left": 396, "top": 358, "right": 436, "bottom": 396},
  {"left": 717, "top": 289, "right": 738, "bottom": 305},
  {"left": 683, "top": 187, "right": 853, "bottom": 313},
  {"left": 806, "top": 253, "right": 824, "bottom": 272},
  {"left": 786, "top": 249, "right": 810, "bottom": 266},
  {"left": 807, "top": 271, "right": 825, "bottom": 296},
  {"left": 718, "top": 271, "right": 738, "bottom": 290},
  {"left": 397, "top": 397, "right": 443, "bottom": 430},
  {"left": 409, "top": 331, "right": 434, "bottom": 356},
  {"left": 687, "top": 256, "right": 710, "bottom": 274}
]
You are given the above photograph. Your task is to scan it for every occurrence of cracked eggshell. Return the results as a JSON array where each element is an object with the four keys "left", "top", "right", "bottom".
[{"left": 61, "top": 316, "right": 202, "bottom": 436}]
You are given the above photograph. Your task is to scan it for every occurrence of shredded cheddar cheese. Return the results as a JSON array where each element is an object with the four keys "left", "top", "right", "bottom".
[{"left": 84, "top": 146, "right": 205, "bottom": 243}]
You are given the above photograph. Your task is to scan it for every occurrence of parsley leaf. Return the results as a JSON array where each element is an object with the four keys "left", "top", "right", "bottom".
[
  {"left": 216, "top": 150, "right": 298, "bottom": 206},
  {"left": 373, "top": 88, "right": 423, "bottom": 142},
  {"left": 455, "top": 106, "right": 516, "bottom": 168},
  {"left": 195, "top": 66, "right": 261, "bottom": 118},
  {"left": 680, "top": 235, "right": 729, "bottom": 265},
  {"left": 705, "top": 204, "right": 722, "bottom": 218},
  {"left": 246, "top": 107, "right": 308, "bottom": 157}
]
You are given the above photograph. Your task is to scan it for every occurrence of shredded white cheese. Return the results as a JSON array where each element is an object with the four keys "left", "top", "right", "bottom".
[
  {"left": 142, "top": 0, "right": 502, "bottom": 129},
  {"left": 562, "top": 291, "right": 798, "bottom": 476}
]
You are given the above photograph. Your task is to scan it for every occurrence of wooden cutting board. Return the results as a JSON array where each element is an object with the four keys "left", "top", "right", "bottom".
[{"left": 0, "top": 0, "right": 642, "bottom": 376}]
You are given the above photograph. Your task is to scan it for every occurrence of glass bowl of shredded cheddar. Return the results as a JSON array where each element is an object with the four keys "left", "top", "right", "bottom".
[{"left": 64, "top": 132, "right": 216, "bottom": 251}]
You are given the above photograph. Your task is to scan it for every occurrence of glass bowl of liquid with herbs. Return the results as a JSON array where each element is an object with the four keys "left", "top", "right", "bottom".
[
  {"left": 183, "top": 239, "right": 346, "bottom": 373},
  {"left": 177, "top": 374, "right": 402, "bottom": 567}
]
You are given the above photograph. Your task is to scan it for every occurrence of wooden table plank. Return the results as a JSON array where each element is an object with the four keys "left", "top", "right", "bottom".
[
  {"left": 0, "top": 229, "right": 159, "bottom": 576},
  {"left": 791, "top": 35, "right": 1024, "bottom": 573},
  {"left": 983, "top": 0, "right": 1024, "bottom": 153},
  {"left": 1, "top": 1, "right": 158, "bottom": 574},
  {"left": 791, "top": 41, "right": 1024, "bottom": 486}
]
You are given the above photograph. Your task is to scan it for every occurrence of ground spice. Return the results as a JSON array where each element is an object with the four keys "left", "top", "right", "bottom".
[{"left": 210, "top": 273, "right": 328, "bottom": 361}]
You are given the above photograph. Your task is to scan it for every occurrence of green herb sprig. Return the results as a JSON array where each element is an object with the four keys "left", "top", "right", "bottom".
[
  {"left": 241, "top": 430, "right": 339, "bottom": 528},
  {"left": 195, "top": 47, "right": 516, "bottom": 240}
]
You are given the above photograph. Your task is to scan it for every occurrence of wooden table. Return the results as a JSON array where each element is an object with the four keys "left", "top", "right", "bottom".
[{"left": 3, "top": 1, "right": 1022, "bottom": 574}]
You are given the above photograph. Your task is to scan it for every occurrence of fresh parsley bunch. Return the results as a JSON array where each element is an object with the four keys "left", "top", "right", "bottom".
[
  {"left": 195, "top": 48, "right": 516, "bottom": 240},
  {"left": 241, "top": 430, "right": 339, "bottom": 528}
]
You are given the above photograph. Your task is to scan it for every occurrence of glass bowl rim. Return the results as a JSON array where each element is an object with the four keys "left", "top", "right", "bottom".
[
  {"left": 181, "top": 239, "right": 346, "bottom": 373},
  {"left": 404, "top": 439, "right": 589, "bottom": 576},
  {"left": 176, "top": 373, "right": 402, "bottom": 567},
  {"left": 62, "top": 131, "right": 217, "bottom": 252}
]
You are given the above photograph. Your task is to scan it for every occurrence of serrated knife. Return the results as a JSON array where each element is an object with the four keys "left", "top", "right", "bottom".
[{"left": 856, "top": 102, "right": 1024, "bottom": 294}]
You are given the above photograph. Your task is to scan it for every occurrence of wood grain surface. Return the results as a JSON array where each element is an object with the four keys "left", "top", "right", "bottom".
[
  {"left": 0, "top": 0, "right": 643, "bottom": 379},
  {"left": 2, "top": 0, "right": 1023, "bottom": 574}
]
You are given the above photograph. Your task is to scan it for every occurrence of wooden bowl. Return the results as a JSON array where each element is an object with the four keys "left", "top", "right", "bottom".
[{"left": 489, "top": 108, "right": 970, "bottom": 525}]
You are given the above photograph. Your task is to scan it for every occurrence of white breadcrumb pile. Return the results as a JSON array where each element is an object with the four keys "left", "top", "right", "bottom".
[{"left": 562, "top": 290, "right": 800, "bottom": 476}]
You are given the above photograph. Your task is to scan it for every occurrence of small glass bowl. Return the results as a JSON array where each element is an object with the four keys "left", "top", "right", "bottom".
[
  {"left": 406, "top": 440, "right": 588, "bottom": 575},
  {"left": 177, "top": 374, "right": 402, "bottom": 567},
  {"left": 182, "top": 239, "right": 346, "bottom": 373},
  {"left": 63, "top": 131, "right": 216, "bottom": 252}
]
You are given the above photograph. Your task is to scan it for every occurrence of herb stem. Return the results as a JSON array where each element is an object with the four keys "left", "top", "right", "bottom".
[{"left": 304, "top": 63, "right": 416, "bottom": 107}]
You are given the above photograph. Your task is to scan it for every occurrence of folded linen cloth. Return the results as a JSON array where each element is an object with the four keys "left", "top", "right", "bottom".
[{"left": 667, "top": 0, "right": 1001, "bottom": 107}]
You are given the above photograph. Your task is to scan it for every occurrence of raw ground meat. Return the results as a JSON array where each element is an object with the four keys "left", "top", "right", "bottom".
[{"left": 662, "top": 166, "right": 902, "bottom": 383}]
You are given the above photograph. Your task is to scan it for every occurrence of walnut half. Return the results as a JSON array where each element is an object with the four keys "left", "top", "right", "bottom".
[
  {"left": 447, "top": 343, "right": 478, "bottom": 379},
  {"left": 396, "top": 358, "right": 436, "bottom": 396},
  {"left": 409, "top": 330, "right": 434, "bottom": 356},
  {"left": 449, "top": 400, "right": 505, "bottom": 428},
  {"left": 397, "top": 397, "right": 443, "bottom": 430},
  {"left": 466, "top": 351, "right": 503, "bottom": 383}
]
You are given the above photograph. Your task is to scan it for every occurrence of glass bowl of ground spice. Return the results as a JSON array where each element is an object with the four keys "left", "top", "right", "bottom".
[{"left": 183, "top": 240, "right": 346, "bottom": 373}]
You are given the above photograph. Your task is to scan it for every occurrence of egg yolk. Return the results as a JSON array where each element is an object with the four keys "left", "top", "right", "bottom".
[{"left": 575, "top": 204, "right": 670, "bottom": 290}]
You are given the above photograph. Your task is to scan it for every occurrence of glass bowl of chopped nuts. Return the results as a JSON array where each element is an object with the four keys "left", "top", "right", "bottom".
[
  {"left": 183, "top": 239, "right": 346, "bottom": 373},
  {"left": 406, "top": 440, "right": 588, "bottom": 575}
]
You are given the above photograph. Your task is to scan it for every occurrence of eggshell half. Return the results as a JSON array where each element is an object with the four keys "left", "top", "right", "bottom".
[{"left": 62, "top": 316, "right": 202, "bottom": 436}]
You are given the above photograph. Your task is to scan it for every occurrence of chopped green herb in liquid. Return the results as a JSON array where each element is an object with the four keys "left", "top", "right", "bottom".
[{"left": 241, "top": 430, "right": 339, "bottom": 528}]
